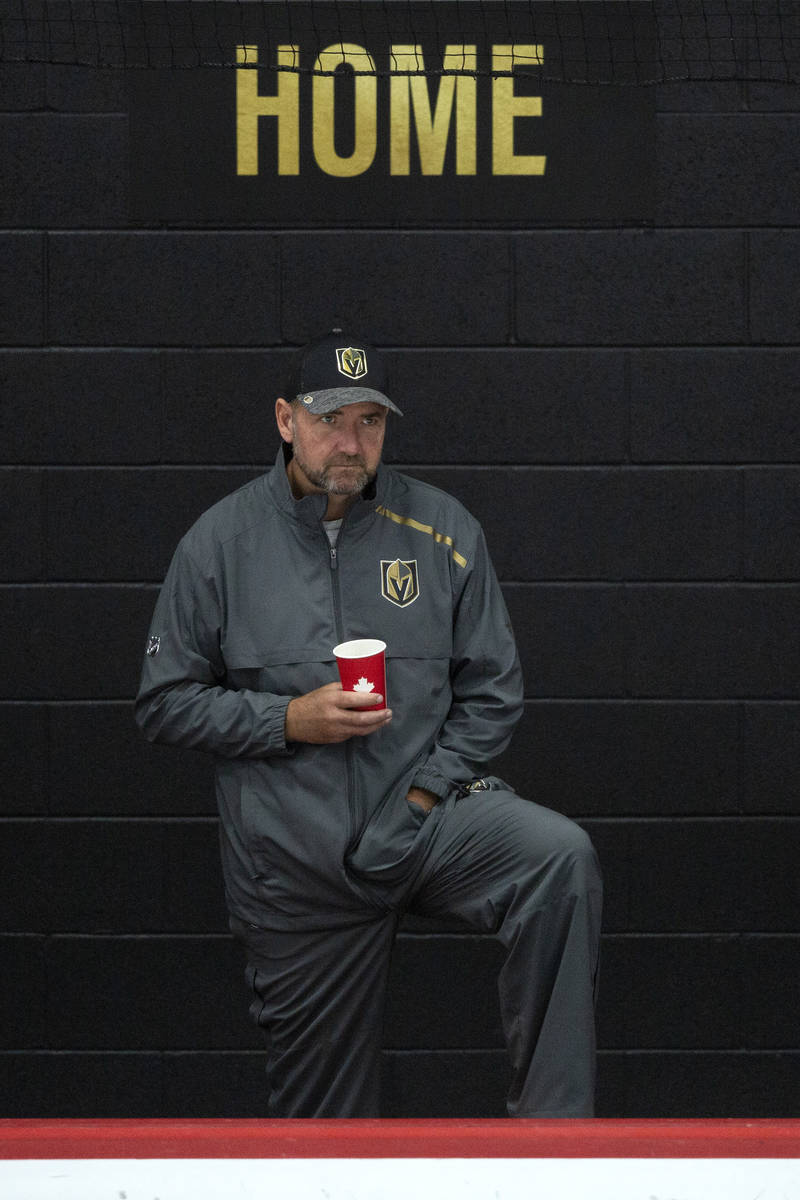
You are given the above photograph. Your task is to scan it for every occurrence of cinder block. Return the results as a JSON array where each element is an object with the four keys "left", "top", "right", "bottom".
[
  {"left": 493, "top": 701, "right": 739, "bottom": 816},
  {"left": 625, "top": 585, "right": 800, "bottom": 698},
  {"left": 742, "top": 8, "right": 800, "bottom": 114},
  {"left": 656, "top": 81, "right": 747, "bottom": 113},
  {"left": 658, "top": 114, "right": 800, "bottom": 225},
  {"left": 619, "top": 469, "right": 739, "bottom": 580},
  {"left": 0, "top": 937, "right": 47, "bottom": 1046},
  {"left": 0, "top": 470, "right": 43, "bottom": 579},
  {"left": 163, "top": 1052, "right": 268, "bottom": 1116},
  {"left": 599, "top": 935, "right": 800, "bottom": 1050},
  {"left": 46, "top": 64, "right": 128, "bottom": 112},
  {"left": 0, "top": 114, "right": 127, "bottom": 226},
  {"left": 44, "top": 468, "right": 256, "bottom": 582},
  {"left": 412, "top": 467, "right": 740, "bottom": 581},
  {"left": 597, "top": 1051, "right": 800, "bottom": 1118},
  {"left": 504, "top": 584, "right": 627, "bottom": 698},
  {"left": 0, "top": 585, "right": 155, "bottom": 699},
  {"left": 0, "top": 704, "right": 48, "bottom": 813},
  {"left": 49, "top": 703, "right": 214, "bottom": 816},
  {"left": 599, "top": 936, "right": 739, "bottom": 1049},
  {"left": 750, "top": 232, "right": 800, "bottom": 343},
  {"left": 49, "top": 233, "right": 280, "bottom": 346},
  {"left": 0, "top": 235, "right": 43, "bottom": 345},
  {"left": 161, "top": 350, "right": 294, "bottom": 463},
  {"left": 6, "top": 1049, "right": 797, "bottom": 1118},
  {"left": 384, "top": 349, "right": 627, "bottom": 465},
  {"left": 161, "top": 821, "right": 229, "bottom": 933},
  {"left": 1, "top": 820, "right": 168, "bottom": 933},
  {"left": 749, "top": 83, "right": 800, "bottom": 112},
  {"left": 0, "top": 350, "right": 163, "bottom": 464},
  {"left": 515, "top": 231, "right": 745, "bottom": 345},
  {"left": 590, "top": 818, "right": 800, "bottom": 933},
  {"left": 0, "top": 1052, "right": 163, "bottom": 1117},
  {"left": 44, "top": 935, "right": 256, "bottom": 1050},
  {"left": 652, "top": 7, "right": 738, "bottom": 99},
  {"left": 743, "top": 468, "right": 800, "bottom": 579},
  {"left": 2, "top": 818, "right": 227, "bottom": 934},
  {"left": 381, "top": 1050, "right": 509, "bottom": 1117},
  {"left": 282, "top": 233, "right": 511, "bottom": 346},
  {"left": 630, "top": 349, "right": 800, "bottom": 463},
  {"left": 385, "top": 934, "right": 504, "bottom": 1050},
  {"left": 0, "top": 62, "right": 45, "bottom": 109},
  {"left": 743, "top": 703, "right": 800, "bottom": 813},
  {"left": 743, "top": 936, "right": 800, "bottom": 1046},
  {"left": 411, "top": 467, "right": 628, "bottom": 580}
]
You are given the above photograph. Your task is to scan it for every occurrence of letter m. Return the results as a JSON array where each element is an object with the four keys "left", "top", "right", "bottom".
[{"left": 390, "top": 45, "right": 476, "bottom": 175}]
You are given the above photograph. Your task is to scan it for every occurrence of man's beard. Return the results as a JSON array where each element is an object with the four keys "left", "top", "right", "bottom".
[{"left": 293, "top": 449, "right": 373, "bottom": 497}]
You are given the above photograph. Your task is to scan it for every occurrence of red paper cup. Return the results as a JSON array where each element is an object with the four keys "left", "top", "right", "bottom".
[{"left": 333, "top": 638, "right": 387, "bottom": 709}]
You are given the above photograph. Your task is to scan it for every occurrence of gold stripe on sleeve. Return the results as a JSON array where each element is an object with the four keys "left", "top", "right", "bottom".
[{"left": 375, "top": 505, "right": 468, "bottom": 568}]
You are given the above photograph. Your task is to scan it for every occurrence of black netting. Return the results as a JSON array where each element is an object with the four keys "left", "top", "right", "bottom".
[{"left": 0, "top": 1, "right": 798, "bottom": 83}]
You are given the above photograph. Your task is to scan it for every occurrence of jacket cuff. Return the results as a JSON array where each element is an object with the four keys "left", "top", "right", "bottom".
[{"left": 266, "top": 696, "right": 296, "bottom": 757}]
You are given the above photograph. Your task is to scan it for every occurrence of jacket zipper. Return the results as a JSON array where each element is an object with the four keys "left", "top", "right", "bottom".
[
  {"left": 328, "top": 539, "right": 342, "bottom": 633},
  {"left": 326, "top": 526, "right": 358, "bottom": 845}
]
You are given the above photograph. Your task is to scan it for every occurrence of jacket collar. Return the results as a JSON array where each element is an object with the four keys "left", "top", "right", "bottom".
[{"left": 266, "top": 443, "right": 386, "bottom": 531}]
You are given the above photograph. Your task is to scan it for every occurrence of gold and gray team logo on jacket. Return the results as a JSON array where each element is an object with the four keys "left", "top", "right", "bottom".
[
  {"left": 336, "top": 346, "right": 368, "bottom": 380},
  {"left": 381, "top": 558, "right": 419, "bottom": 607}
]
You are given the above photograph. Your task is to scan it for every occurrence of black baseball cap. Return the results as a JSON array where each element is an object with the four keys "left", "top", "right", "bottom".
[{"left": 285, "top": 330, "right": 403, "bottom": 416}]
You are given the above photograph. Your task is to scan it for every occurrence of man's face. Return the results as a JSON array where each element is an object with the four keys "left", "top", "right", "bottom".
[{"left": 276, "top": 398, "right": 388, "bottom": 500}]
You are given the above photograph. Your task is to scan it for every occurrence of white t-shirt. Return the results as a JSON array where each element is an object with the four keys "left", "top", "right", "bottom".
[{"left": 323, "top": 518, "right": 343, "bottom": 547}]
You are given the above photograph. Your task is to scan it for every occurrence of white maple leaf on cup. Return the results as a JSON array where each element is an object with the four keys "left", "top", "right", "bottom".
[{"left": 353, "top": 677, "right": 375, "bottom": 693}]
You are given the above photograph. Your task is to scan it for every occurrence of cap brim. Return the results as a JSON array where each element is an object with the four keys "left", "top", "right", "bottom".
[{"left": 296, "top": 387, "right": 402, "bottom": 416}]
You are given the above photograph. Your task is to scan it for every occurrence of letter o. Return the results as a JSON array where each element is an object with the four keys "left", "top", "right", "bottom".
[{"left": 313, "top": 44, "right": 377, "bottom": 177}]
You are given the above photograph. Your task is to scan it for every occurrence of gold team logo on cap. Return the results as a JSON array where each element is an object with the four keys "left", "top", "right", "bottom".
[
  {"left": 381, "top": 558, "right": 419, "bottom": 608},
  {"left": 337, "top": 346, "right": 368, "bottom": 380}
]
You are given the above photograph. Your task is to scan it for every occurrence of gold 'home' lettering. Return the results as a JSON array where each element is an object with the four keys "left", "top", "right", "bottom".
[
  {"left": 492, "top": 45, "right": 546, "bottom": 175},
  {"left": 313, "top": 44, "right": 378, "bottom": 177},
  {"left": 235, "top": 43, "right": 546, "bottom": 179},
  {"left": 236, "top": 45, "right": 299, "bottom": 175},
  {"left": 389, "top": 46, "right": 477, "bottom": 175}
]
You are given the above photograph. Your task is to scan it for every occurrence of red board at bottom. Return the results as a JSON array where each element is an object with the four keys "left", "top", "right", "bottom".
[{"left": 0, "top": 1119, "right": 798, "bottom": 1160}]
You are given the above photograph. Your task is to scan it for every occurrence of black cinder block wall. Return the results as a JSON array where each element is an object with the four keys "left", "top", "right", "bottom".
[{"left": 2, "top": 50, "right": 800, "bottom": 1119}]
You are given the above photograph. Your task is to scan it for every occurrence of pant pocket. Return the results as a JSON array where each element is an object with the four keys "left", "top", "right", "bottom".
[{"left": 346, "top": 775, "right": 440, "bottom": 885}]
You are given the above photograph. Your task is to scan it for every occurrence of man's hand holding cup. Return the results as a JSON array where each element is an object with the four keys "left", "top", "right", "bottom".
[{"left": 285, "top": 639, "right": 391, "bottom": 744}]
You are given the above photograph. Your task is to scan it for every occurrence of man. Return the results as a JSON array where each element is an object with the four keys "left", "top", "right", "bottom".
[{"left": 135, "top": 330, "right": 602, "bottom": 1118}]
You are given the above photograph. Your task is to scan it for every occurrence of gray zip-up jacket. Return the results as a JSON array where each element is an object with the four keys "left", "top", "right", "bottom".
[{"left": 135, "top": 447, "right": 523, "bottom": 929}]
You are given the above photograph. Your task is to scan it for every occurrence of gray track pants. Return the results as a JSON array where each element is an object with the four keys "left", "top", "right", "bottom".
[{"left": 231, "top": 783, "right": 602, "bottom": 1118}]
